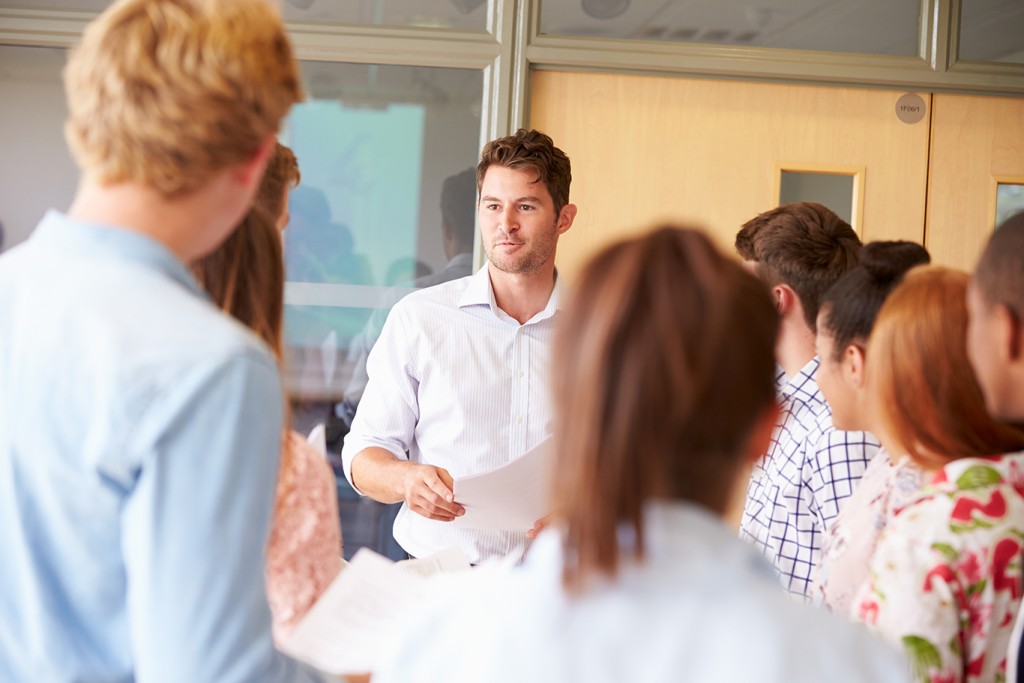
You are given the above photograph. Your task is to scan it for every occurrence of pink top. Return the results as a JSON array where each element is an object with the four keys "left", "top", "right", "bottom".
[
  {"left": 266, "top": 431, "right": 343, "bottom": 643},
  {"left": 816, "top": 449, "right": 923, "bottom": 614}
]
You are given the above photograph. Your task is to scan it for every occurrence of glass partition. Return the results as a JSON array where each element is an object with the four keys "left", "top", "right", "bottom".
[
  {"left": 0, "top": 0, "right": 488, "bottom": 30},
  {"left": 996, "top": 183, "right": 1024, "bottom": 225},
  {"left": 0, "top": 45, "right": 76, "bottom": 254},
  {"left": 281, "top": 61, "right": 483, "bottom": 408},
  {"left": 540, "top": 0, "right": 920, "bottom": 56},
  {"left": 959, "top": 1, "right": 1024, "bottom": 64},
  {"left": 779, "top": 171, "right": 855, "bottom": 225}
]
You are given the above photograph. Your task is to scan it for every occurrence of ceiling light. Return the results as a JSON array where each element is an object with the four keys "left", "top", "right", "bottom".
[{"left": 581, "top": 0, "right": 630, "bottom": 20}]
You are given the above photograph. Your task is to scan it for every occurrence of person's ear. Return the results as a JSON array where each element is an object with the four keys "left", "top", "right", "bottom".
[
  {"left": 556, "top": 203, "right": 578, "bottom": 235},
  {"left": 233, "top": 134, "right": 276, "bottom": 189},
  {"left": 772, "top": 284, "right": 799, "bottom": 318},
  {"left": 744, "top": 402, "right": 781, "bottom": 466},
  {"left": 844, "top": 343, "right": 867, "bottom": 389}
]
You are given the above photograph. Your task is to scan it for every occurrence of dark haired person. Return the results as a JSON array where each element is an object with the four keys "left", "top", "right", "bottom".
[
  {"left": 965, "top": 211, "right": 1024, "bottom": 681},
  {"left": 736, "top": 202, "right": 879, "bottom": 600},
  {"left": 811, "top": 241, "right": 930, "bottom": 613},
  {"left": 372, "top": 226, "right": 910, "bottom": 683},
  {"left": 342, "top": 129, "right": 577, "bottom": 563}
]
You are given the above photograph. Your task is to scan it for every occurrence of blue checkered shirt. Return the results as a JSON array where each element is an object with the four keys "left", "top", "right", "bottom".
[{"left": 740, "top": 358, "right": 879, "bottom": 600}]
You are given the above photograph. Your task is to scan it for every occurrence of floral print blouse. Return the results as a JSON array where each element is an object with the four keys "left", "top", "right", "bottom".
[
  {"left": 266, "top": 431, "right": 343, "bottom": 644},
  {"left": 817, "top": 449, "right": 923, "bottom": 614},
  {"left": 854, "top": 453, "right": 1024, "bottom": 683}
]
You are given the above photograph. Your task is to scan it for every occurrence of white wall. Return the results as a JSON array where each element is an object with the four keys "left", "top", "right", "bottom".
[{"left": 0, "top": 46, "right": 79, "bottom": 252}]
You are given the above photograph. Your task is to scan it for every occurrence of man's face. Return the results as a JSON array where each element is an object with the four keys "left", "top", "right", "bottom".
[
  {"left": 966, "top": 280, "right": 1013, "bottom": 418},
  {"left": 478, "top": 165, "right": 570, "bottom": 276}
]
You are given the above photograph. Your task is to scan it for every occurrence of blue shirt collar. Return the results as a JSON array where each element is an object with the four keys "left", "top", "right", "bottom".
[{"left": 31, "top": 210, "right": 207, "bottom": 300}]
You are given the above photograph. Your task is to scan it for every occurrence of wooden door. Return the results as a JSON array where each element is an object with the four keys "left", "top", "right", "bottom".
[
  {"left": 529, "top": 71, "right": 932, "bottom": 280},
  {"left": 925, "top": 93, "right": 1024, "bottom": 271}
]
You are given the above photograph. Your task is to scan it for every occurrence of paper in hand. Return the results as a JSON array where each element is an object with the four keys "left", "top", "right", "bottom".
[{"left": 451, "top": 437, "right": 553, "bottom": 530}]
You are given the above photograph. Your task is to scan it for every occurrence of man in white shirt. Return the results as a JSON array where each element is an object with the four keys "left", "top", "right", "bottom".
[
  {"left": 341, "top": 129, "right": 578, "bottom": 563},
  {"left": 735, "top": 202, "right": 880, "bottom": 599}
]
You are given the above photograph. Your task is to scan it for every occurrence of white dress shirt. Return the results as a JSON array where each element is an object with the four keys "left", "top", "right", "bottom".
[
  {"left": 373, "top": 501, "right": 911, "bottom": 683},
  {"left": 341, "top": 264, "right": 559, "bottom": 563}
]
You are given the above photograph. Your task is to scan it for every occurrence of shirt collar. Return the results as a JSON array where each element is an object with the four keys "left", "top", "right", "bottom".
[
  {"left": 778, "top": 356, "right": 821, "bottom": 400},
  {"left": 458, "top": 262, "right": 563, "bottom": 324},
  {"left": 31, "top": 210, "right": 207, "bottom": 299}
]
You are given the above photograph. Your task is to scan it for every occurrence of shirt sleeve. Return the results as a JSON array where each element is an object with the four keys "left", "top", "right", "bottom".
[
  {"left": 806, "top": 426, "right": 875, "bottom": 532},
  {"left": 341, "top": 301, "right": 421, "bottom": 490},
  {"left": 121, "top": 351, "right": 331, "bottom": 683},
  {"left": 853, "top": 500, "right": 964, "bottom": 683}
]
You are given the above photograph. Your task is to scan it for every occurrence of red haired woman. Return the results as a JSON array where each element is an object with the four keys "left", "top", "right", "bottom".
[{"left": 854, "top": 267, "right": 1024, "bottom": 682}]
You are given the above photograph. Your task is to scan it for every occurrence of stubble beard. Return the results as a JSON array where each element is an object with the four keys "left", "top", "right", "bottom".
[{"left": 486, "top": 222, "right": 558, "bottom": 276}]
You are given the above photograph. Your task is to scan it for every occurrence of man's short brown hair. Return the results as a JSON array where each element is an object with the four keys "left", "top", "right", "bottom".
[
  {"left": 64, "top": 0, "right": 302, "bottom": 197},
  {"left": 735, "top": 202, "right": 862, "bottom": 332},
  {"left": 476, "top": 129, "right": 571, "bottom": 213}
]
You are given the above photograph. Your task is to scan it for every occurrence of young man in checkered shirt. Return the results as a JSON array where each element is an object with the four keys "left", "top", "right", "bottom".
[{"left": 736, "top": 202, "right": 880, "bottom": 600}]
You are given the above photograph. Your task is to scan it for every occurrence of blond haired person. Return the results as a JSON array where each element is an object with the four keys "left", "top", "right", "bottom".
[
  {"left": 0, "top": 1, "right": 333, "bottom": 680},
  {"left": 373, "top": 227, "right": 909, "bottom": 683}
]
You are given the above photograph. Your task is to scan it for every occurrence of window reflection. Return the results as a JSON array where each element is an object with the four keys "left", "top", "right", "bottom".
[
  {"left": 996, "top": 184, "right": 1024, "bottom": 226},
  {"left": 280, "top": 62, "right": 483, "bottom": 406}
]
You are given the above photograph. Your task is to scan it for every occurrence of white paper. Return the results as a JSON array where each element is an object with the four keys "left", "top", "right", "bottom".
[
  {"left": 451, "top": 437, "right": 553, "bottom": 530},
  {"left": 396, "top": 545, "right": 471, "bottom": 577},
  {"left": 280, "top": 549, "right": 425, "bottom": 674},
  {"left": 280, "top": 547, "right": 471, "bottom": 675},
  {"left": 306, "top": 423, "right": 327, "bottom": 458}
]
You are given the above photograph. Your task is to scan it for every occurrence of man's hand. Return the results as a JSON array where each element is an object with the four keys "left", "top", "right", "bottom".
[{"left": 402, "top": 464, "right": 465, "bottom": 521}]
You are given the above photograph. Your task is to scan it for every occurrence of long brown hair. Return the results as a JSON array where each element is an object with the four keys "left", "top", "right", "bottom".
[
  {"left": 192, "top": 207, "right": 285, "bottom": 360},
  {"left": 868, "top": 267, "right": 1024, "bottom": 470},
  {"left": 192, "top": 142, "right": 299, "bottom": 360},
  {"left": 554, "top": 226, "right": 779, "bottom": 592},
  {"left": 192, "top": 145, "right": 298, "bottom": 513}
]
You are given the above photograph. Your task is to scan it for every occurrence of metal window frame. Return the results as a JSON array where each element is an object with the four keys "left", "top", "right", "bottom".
[{"left": 2, "top": 0, "right": 1023, "bottom": 266}]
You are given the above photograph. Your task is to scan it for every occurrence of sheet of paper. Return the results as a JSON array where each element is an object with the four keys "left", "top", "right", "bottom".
[
  {"left": 451, "top": 437, "right": 553, "bottom": 530},
  {"left": 280, "top": 547, "right": 472, "bottom": 675},
  {"left": 280, "top": 548, "right": 426, "bottom": 675},
  {"left": 396, "top": 546, "right": 471, "bottom": 577}
]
